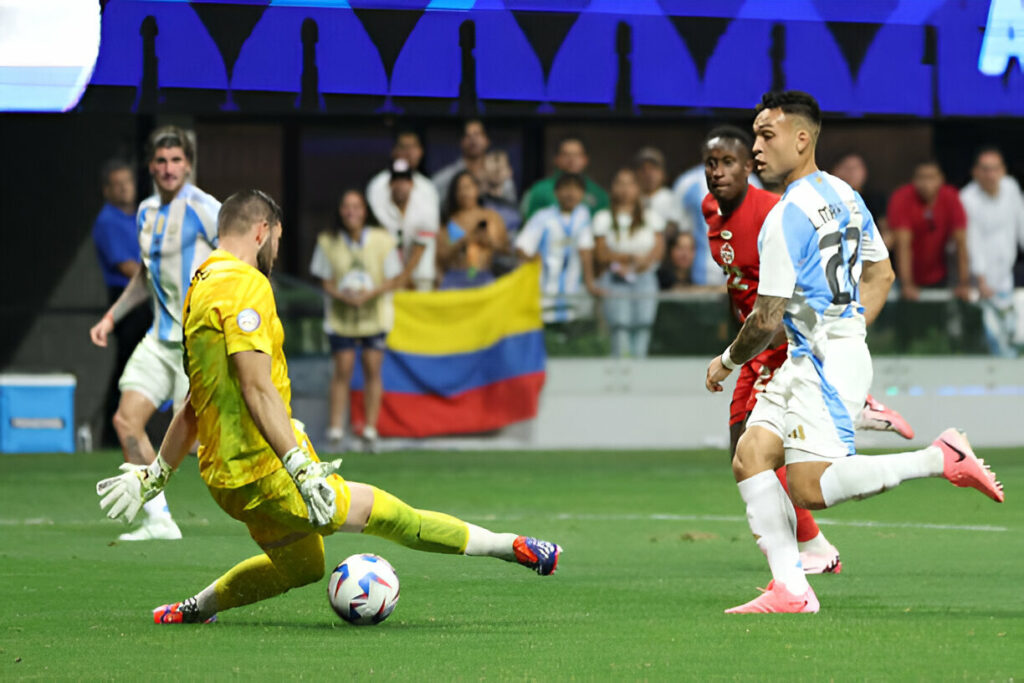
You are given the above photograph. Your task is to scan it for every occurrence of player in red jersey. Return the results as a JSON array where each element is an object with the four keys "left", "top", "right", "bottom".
[{"left": 700, "top": 125, "right": 914, "bottom": 573}]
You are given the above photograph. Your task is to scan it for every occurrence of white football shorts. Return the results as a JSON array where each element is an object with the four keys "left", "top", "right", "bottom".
[
  {"left": 118, "top": 334, "right": 189, "bottom": 411},
  {"left": 746, "top": 337, "right": 872, "bottom": 463}
]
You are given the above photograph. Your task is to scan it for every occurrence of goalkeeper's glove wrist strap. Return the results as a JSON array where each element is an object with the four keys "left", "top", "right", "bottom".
[
  {"left": 145, "top": 452, "right": 173, "bottom": 488},
  {"left": 282, "top": 446, "right": 308, "bottom": 479}
]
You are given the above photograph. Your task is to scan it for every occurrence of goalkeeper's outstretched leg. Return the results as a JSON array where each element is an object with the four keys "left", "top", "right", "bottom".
[{"left": 152, "top": 480, "right": 561, "bottom": 624}]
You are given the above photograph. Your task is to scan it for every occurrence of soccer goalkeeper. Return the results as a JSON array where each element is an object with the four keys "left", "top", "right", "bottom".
[{"left": 96, "top": 189, "right": 561, "bottom": 624}]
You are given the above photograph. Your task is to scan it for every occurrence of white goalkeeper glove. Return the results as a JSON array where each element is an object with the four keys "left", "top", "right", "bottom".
[
  {"left": 96, "top": 453, "right": 173, "bottom": 523},
  {"left": 282, "top": 446, "right": 342, "bottom": 527}
]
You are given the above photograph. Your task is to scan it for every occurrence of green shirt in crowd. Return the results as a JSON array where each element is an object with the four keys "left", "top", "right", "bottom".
[{"left": 521, "top": 172, "right": 610, "bottom": 220}]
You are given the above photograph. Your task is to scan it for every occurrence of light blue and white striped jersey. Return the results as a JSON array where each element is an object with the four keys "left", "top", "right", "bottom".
[
  {"left": 514, "top": 204, "right": 594, "bottom": 323},
  {"left": 137, "top": 183, "right": 220, "bottom": 342},
  {"left": 757, "top": 171, "right": 888, "bottom": 360},
  {"left": 672, "top": 165, "right": 763, "bottom": 286}
]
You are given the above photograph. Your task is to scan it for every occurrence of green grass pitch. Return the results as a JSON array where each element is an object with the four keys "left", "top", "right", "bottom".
[{"left": 1, "top": 449, "right": 1019, "bottom": 680}]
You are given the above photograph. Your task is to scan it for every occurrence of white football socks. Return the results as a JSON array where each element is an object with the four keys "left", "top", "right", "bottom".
[
  {"left": 737, "top": 471, "right": 810, "bottom": 595},
  {"left": 819, "top": 446, "right": 944, "bottom": 507},
  {"left": 463, "top": 523, "right": 517, "bottom": 560},
  {"left": 192, "top": 584, "right": 219, "bottom": 621},
  {"left": 797, "top": 531, "right": 833, "bottom": 555},
  {"left": 143, "top": 490, "right": 172, "bottom": 519}
]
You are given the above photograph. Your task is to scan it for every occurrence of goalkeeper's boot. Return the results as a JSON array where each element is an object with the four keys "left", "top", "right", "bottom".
[
  {"left": 513, "top": 536, "right": 561, "bottom": 576},
  {"left": 725, "top": 580, "right": 819, "bottom": 614},
  {"left": 856, "top": 395, "right": 914, "bottom": 439},
  {"left": 153, "top": 599, "right": 217, "bottom": 624},
  {"left": 119, "top": 515, "right": 182, "bottom": 541},
  {"left": 935, "top": 428, "right": 1004, "bottom": 502}
]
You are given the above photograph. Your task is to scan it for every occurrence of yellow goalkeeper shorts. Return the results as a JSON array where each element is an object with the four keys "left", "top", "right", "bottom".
[{"left": 208, "top": 433, "right": 352, "bottom": 548}]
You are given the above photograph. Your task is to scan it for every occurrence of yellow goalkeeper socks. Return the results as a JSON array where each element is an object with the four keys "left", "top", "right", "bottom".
[{"left": 362, "top": 486, "right": 469, "bottom": 554}]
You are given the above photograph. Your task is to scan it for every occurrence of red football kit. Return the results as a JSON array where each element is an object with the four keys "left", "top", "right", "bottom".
[{"left": 702, "top": 186, "right": 789, "bottom": 427}]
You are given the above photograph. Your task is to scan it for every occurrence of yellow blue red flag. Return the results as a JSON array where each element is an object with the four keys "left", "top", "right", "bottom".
[{"left": 351, "top": 262, "right": 545, "bottom": 437}]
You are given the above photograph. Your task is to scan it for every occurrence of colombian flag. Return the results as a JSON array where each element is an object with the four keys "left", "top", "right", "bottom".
[{"left": 350, "top": 262, "right": 546, "bottom": 437}]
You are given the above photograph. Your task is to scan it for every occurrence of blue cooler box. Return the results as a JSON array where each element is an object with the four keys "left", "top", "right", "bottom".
[{"left": 0, "top": 374, "right": 76, "bottom": 453}]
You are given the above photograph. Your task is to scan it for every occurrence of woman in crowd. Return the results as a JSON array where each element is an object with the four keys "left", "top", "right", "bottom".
[
  {"left": 437, "top": 169, "right": 510, "bottom": 289},
  {"left": 309, "top": 189, "right": 401, "bottom": 452},
  {"left": 593, "top": 167, "right": 666, "bottom": 358},
  {"left": 657, "top": 231, "right": 697, "bottom": 291}
]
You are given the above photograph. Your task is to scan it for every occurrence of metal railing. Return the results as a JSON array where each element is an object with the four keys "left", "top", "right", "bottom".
[{"left": 272, "top": 271, "right": 1017, "bottom": 358}]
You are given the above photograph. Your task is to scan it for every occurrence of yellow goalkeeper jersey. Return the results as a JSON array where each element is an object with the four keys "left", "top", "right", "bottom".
[{"left": 182, "top": 248, "right": 290, "bottom": 489}]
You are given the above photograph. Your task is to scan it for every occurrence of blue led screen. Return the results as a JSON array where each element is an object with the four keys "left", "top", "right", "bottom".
[{"left": 80, "top": 0, "right": 1024, "bottom": 116}]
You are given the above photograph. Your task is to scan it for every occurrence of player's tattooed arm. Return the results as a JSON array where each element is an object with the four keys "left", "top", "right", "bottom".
[
  {"left": 705, "top": 294, "right": 787, "bottom": 393},
  {"left": 728, "top": 294, "right": 788, "bottom": 366}
]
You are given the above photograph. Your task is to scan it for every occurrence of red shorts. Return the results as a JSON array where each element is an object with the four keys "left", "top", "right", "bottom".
[{"left": 728, "top": 345, "right": 789, "bottom": 427}]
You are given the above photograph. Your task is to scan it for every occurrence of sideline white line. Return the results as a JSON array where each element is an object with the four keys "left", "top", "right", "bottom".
[
  {"left": 0, "top": 515, "right": 1008, "bottom": 533},
  {"left": 468, "top": 513, "right": 1008, "bottom": 533},
  {"left": 0, "top": 518, "right": 211, "bottom": 527}
]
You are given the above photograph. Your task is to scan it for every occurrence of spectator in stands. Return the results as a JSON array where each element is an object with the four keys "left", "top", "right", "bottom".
[
  {"left": 438, "top": 170, "right": 510, "bottom": 289},
  {"left": 373, "top": 159, "right": 439, "bottom": 291},
  {"left": 515, "top": 173, "right": 600, "bottom": 323},
  {"left": 433, "top": 119, "right": 516, "bottom": 212},
  {"left": 481, "top": 149, "right": 522, "bottom": 235},
  {"left": 91, "top": 160, "right": 151, "bottom": 447},
  {"left": 309, "top": 189, "right": 402, "bottom": 452},
  {"left": 657, "top": 231, "right": 697, "bottom": 291},
  {"left": 521, "top": 134, "right": 609, "bottom": 220},
  {"left": 635, "top": 146, "right": 681, "bottom": 235},
  {"left": 367, "top": 128, "right": 439, "bottom": 235},
  {"left": 831, "top": 151, "right": 893, "bottom": 251},
  {"left": 593, "top": 167, "right": 666, "bottom": 358},
  {"left": 960, "top": 146, "right": 1024, "bottom": 357},
  {"left": 888, "top": 160, "right": 970, "bottom": 301}
]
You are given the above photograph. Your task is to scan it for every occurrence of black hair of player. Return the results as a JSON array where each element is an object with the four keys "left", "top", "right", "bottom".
[
  {"left": 755, "top": 91, "right": 822, "bottom": 129},
  {"left": 554, "top": 172, "right": 586, "bottom": 192},
  {"left": 147, "top": 125, "right": 195, "bottom": 164},
  {"left": 249, "top": 189, "right": 282, "bottom": 227},
  {"left": 219, "top": 189, "right": 283, "bottom": 236},
  {"left": 100, "top": 159, "right": 132, "bottom": 188},
  {"left": 703, "top": 125, "right": 753, "bottom": 159},
  {"left": 556, "top": 133, "right": 588, "bottom": 155}
]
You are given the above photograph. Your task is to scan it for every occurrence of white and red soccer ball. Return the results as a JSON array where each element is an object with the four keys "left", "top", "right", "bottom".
[{"left": 327, "top": 553, "right": 400, "bottom": 625}]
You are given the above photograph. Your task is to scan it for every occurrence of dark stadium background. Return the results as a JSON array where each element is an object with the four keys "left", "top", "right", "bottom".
[{"left": 2, "top": 0, "right": 1023, "bottom": 438}]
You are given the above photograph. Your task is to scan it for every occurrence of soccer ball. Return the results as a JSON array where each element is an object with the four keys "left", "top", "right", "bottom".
[
  {"left": 338, "top": 269, "right": 374, "bottom": 294},
  {"left": 327, "top": 554, "right": 400, "bottom": 625}
]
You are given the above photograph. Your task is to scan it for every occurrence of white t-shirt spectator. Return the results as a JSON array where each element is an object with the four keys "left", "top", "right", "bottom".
[
  {"left": 515, "top": 204, "right": 594, "bottom": 322},
  {"left": 961, "top": 175, "right": 1024, "bottom": 294},
  {"left": 366, "top": 168, "right": 439, "bottom": 230},
  {"left": 366, "top": 176, "right": 440, "bottom": 289},
  {"left": 643, "top": 187, "right": 682, "bottom": 228},
  {"left": 590, "top": 208, "right": 666, "bottom": 261}
]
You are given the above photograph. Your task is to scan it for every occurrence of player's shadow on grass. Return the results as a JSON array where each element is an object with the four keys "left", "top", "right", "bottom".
[{"left": 224, "top": 619, "right": 542, "bottom": 631}]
